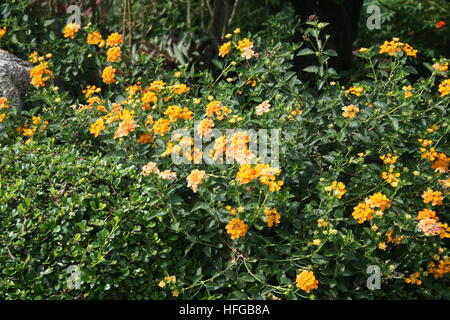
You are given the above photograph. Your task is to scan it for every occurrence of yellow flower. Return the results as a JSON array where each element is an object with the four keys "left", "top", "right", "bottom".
[
  {"left": 102, "top": 66, "right": 117, "bottom": 84},
  {"left": 106, "top": 32, "right": 123, "bottom": 46},
  {"left": 422, "top": 189, "right": 443, "bottom": 206},
  {"left": 402, "top": 43, "right": 417, "bottom": 57},
  {"left": 152, "top": 118, "right": 171, "bottom": 136},
  {"left": 219, "top": 42, "right": 231, "bottom": 57},
  {"left": 0, "top": 113, "right": 6, "bottom": 123},
  {"left": 438, "top": 79, "right": 450, "bottom": 96},
  {"left": 378, "top": 242, "right": 387, "bottom": 250},
  {"left": 237, "top": 38, "right": 253, "bottom": 51},
  {"left": 367, "top": 192, "right": 391, "bottom": 211},
  {"left": 345, "top": 86, "right": 364, "bottom": 96},
  {"left": 381, "top": 166, "right": 400, "bottom": 187},
  {"left": 89, "top": 118, "right": 105, "bottom": 137},
  {"left": 352, "top": 202, "right": 375, "bottom": 224},
  {"left": 63, "top": 23, "right": 80, "bottom": 39},
  {"left": 432, "top": 62, "right": 448, "bottom": 72},
  {"left": 87, "top": 31, "right": 103, "bottom": 45},
  {"left": 312, "top": 239, "right": 321, "bottom": 246},
  {"left": 0, "top": 97, "right": 10, "bottom": 109},
  {"left": 324, "top": 181, "right": 347, "bottom": 199},
  {"left": 233, "top": 28, "right": 241, "bottom": 34},
  {"left": 0, "top": 26, "right": 7, "bottom": 38},
  {"left": 341, "top": 104, "right": 359, "bottom": 118},
  {"left": 197, "top": 118, "right": 214, "bottom": 138},
  {"left": 186, "top": 169, "right": 208, "bottom": 193},
  {"left": 226, "top": 218, "right": 248, "bottom": 239},
  {"left": 405, "top": 272, "right": 422, "bottom": 285},
  {"left": 295, "top": 270, "right": 318, "bottom": 293},
  {"left": 172, "top": 290, "right": 180, "bottom": 297},
  {"left": 106, "top": 46, "right": 122, "bottom": 62},
  {"left": 264, "top": 208, "right": 281, "bottom": 227},
  {"left": 379, "top": 38, "right": 403, "bottom": 56},
  {"left": 32, "top": 116, "right": 41, "bottom": 125}
]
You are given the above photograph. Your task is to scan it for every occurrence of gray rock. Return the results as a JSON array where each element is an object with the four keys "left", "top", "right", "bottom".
[{"left": 0, "top": 49, "right": 32, "bottom": 112}]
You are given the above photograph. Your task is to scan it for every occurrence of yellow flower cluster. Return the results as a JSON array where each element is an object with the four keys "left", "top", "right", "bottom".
[
  {"left": 438, "top": 79, "right": 450, "bottom": 97},
  {"left": 16, "top": 116, "right": 48, "bottom": 144},
  {"left": 422, "top": 189, "right": 443, "bottom": 206},
  {"left": 236, "top": 164, "right": 283, "bottom": 192},
  {"left": 341, "top": 104, "right": 359, "bottom": 118},
  {"left": 0, "top": 26, "right": 7, "bottom": 38},
  {"left": 380, "top": 153, "right": 398, "bottom": 165},
  {"left": 352, "top": 192, "right": 390, "bottom": 224},
  {"left": 295, "top": 270, "right": 319, "bottom": 293},
  {"left": 0, "top": 97, "right": 10, "bottom": 123},
  {"left": 382, "top": 165, "right": 400, "bottom": 187},
  {"left": 63, "top": 23, "right": 80, "bottom": 39},
  {"left": 404, "top": 272, "right": 422, "bottom": 285},
  {"left": 324, "top": 181, "right": 347, "bottom": 199},
  {"left": 432, "top": 61, "right": 449, "bottom": 72},
  {"left": 205, "top": 100, "right": 232, "bottom": 120},
  {"left": 345, "top": 86, "right": 364, "bottom": 96},
  {"left": 87, "top": 31, "right": 104, "bottom": 46},
  {"left": 226, "top": 218, "right": 248, "bottom": 239},
  {"left": 264, "top": 208, "right": 281, "bottom": 227},
  {"left": 225, "top": 205, "right": 244, "bottom": 216},
  {"left": 186, "top": 169, "right": 208, "bottom": 193},
  {"left": 428, "top": 257, "right": 450, "bottom": 279},
  {"left": 29, "top": 53, "right": 53, "bottom": 88},
  {"left": 379, "top": 38, "right": 417, "bottom": 57}
]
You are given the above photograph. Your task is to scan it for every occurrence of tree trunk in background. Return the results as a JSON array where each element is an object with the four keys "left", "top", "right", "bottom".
[
  {"left": 291, "top": 0, "right": 364, "bottom": 74},
  {"left": 211, "top": 0, "right": 231, "bottom": 39}
]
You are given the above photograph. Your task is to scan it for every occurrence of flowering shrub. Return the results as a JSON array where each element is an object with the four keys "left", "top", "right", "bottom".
[{"left": 0, "top": 6, "right": 449, "bottom": 300}]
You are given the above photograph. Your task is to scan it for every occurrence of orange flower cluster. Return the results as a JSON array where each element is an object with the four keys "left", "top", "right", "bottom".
[
  {"left": 219, "top": 42, "right": 231, "bottom": 57},
  {"left": 438, "top": 79, "right": 450, "bottom": 96},
  {"left": 226, "top": 218, "right": 248, "bottom": 239},
  {"left": 164, "top": 105, "right": 193, "bottom": 121},
  {"left": 87, "top": 31, "right": 104, "bottom": 46},
  {"left": 295, "top": 270, "right": 319, "bottom": 293},
  {"left": 379, "top": 38, "right": 417, "bottom": 57},
  {"left": 102, "top": 66, "right": 117, "bottom": 84},
  {"left": 324, "top": 181, "right": 347, "bottom": 199},
  {"left": 404, "top": 272, "right": 422, "bottom": 285},
  {"left": 30, "top": 61, "right": 52, "bottom": 88},
  {"left": 352, "top": 192, "right": 390, "bottom": 224},
  {"left": 16, "top": 116, "right": 48, "bottom": 144},
  {"left": 380, "top": 153, "right": 398, "bottom": 165},
  {"left": 341, "top": 104, "right": 359, "bottom": 118},
  {"left": 345, "top": 86, "right": 364, "bottom": 96},
  {"left": 264, "top": 208, "right": 281, "bottom": 227},
  {"left": 205, "top": 100, "right": 232, "bottom": 120},
  {"left": 382, "top": 165, "right": 400, "bottom": 187},
  {"left": 186, "top": 169, "right": 208, "bottom": 193},
  {"left": 63, "top": 23, "right": 80, "bottom": 39},
  {"left": 107, "top": 46, "right": 122, "bottom": 62},
  {"left": 422, "top": 189, "right": 444, "bottom": 206},
  {"left": 0, "top": 26, "right": 7, "bottom": 38},
  {"left": 236, "top": 164, "right": 283, "bottom": 192},
  {"left": 432, "top": 61, "right": 449, "bottom": 72},
  {"left": 428, "top": 257, "right": 450, "bottom": 279},
  {"left": 0, "top": 97, "right": 9, "bottom": 123}
]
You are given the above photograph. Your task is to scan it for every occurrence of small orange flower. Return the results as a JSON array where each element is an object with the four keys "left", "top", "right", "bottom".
[
  {"left": 102, "top": 66, "right": 117, "bottom": 84},
  {"left": 295, "top": 270, "right": 318, "bottom": 293},
  {"left": 435, "top": 21, "right": 447, "bottom": 29},
  {"left": 63, "top": 23, "right": 80, "bottom": 39}
]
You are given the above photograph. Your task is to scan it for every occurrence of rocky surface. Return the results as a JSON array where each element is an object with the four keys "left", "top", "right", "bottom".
[{"left": 0, "top": 49, "right": 32, "bottom": 112}]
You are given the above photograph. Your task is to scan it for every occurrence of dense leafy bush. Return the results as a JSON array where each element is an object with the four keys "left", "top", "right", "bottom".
[{"left": 0, "top": 1, "right": 449, "bottom": 300}]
